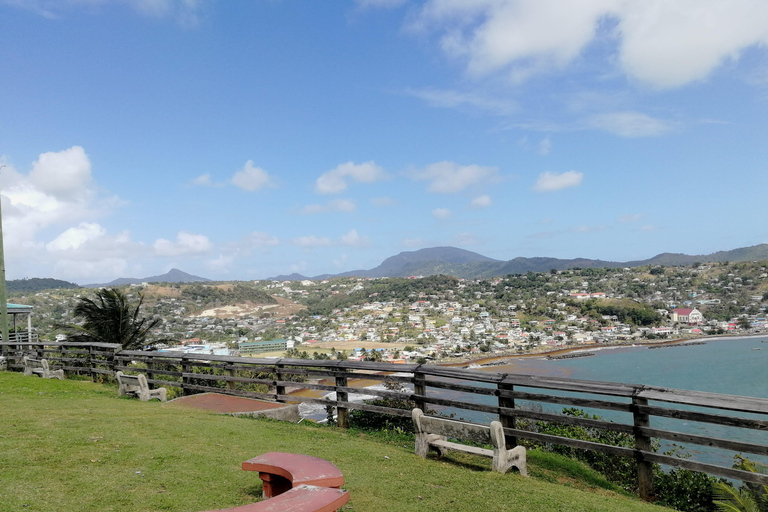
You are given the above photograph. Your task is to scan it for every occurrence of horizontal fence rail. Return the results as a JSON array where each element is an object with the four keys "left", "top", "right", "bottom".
[{"left": 2, "top": 341, "right": 768, "bottom": 500}]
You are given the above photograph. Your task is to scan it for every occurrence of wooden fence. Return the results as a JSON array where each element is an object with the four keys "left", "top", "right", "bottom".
[{"left": 2, "top": 341, "right": 767, "bottom": 500}]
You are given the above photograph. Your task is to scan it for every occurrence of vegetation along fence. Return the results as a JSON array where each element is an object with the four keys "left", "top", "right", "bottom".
[{"left": 3, "top": 341, "right": 768, "bottom": 500}]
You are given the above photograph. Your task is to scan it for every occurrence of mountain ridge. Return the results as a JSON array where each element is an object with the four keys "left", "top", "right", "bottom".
[
  {"left": 84, "top": 268, "right": 211, "bottom": 288},
  {"left": 268, "top": 243, "right": 768, "bottom": 281}
]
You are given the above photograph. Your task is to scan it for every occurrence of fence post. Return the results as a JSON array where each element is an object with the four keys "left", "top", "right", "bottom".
[
  {"left": 335, "top": 372, "right": 349, "bottom": 428},
  {"left": 413, "top": 367, "right": 426, "bottom": 412},
  {"left": 182, "top": 356, "right": 191, "bottom": 396},
  {"left": 225, "top": 366, "right": 236, "bottom": 392},
  {"left": 497, "top": 378, "right": 517, "bottom": 448},
  {"left": 88, "top": 345, "right": 97, "bottom": 382},
  {"left": 632, "top": 395, "right": 654, "bottom": 501},
  {"left": 275, "top": 363, "right": 286, "bottom": 403}
]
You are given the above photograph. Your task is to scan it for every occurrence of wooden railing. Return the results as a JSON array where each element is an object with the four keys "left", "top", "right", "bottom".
[{"left": 2, "top": 341, "right": 767, "bottom": 500}]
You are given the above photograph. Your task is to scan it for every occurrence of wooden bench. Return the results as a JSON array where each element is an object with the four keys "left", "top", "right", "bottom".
[
  {"left": 242, "top": 452, "right": 345, "bottom": 499},
  {"left": 22, "top": 356, "right": 64, "bottom": 380},
  {"left": 412, "top": 408, "right": 527, "bottom": 476},
  {"left": 116, "top": 371, "right": 167, "bottom": 402},
  {"left": 201, "top": 484, "right": 350, "bottom": 512}
]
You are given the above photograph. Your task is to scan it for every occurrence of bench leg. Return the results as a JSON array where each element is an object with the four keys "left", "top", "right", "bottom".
[
  {"left": 493, "top": 446, "right": 527, "bottom": 476},
  {"left": 259, "top": 472, "right": 292, "bottom": 498}
]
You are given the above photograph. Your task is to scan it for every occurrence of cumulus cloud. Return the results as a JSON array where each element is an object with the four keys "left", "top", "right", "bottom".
[
  {"left": 432, "top": 208, "right": 452, "bottom": 219},
  {"left": 533, "top": 171, "right": 584, "bottom": 192},
  {"left": 470, "top": 195, "right": 492, "bottom": 209},
  {"left": 315, "top": 161, "right": 387, "bottom": 194},
  {"left": 231, "top": 160, "right": 274, "bottom": 191},
  {"left": 411, "top": 0, "right": 768, "bottom": 89},
  {"left": 411, "top": 161, "right": 500, "bottom": 193},
  {"left": 291, "top": 235, "right": 333, "bottom": 248},
  {"left": 1, "top": 147, "right": 123, "bottom": 260},
  {"left": 192, "top": 173, "right": 216, "bottom": 186},
  {"left": 153, "top": 231, "right": 212, "bottom": 256},
  {"left": 340, "top": 229, "right": 370, "bottom": 248},
  {"left": 46, "top": 222, "right": 105, "bottom": 251},
  {"left": 300, "top": 199, "right": 356, "bottom": 214},
  {"left": 588, "top": 111, "right": 674, "bottom": 137}
]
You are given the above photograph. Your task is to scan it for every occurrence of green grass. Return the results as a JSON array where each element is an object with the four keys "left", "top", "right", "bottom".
[{"left": 0, "top": 372, "right": 672, "bottom": 512}]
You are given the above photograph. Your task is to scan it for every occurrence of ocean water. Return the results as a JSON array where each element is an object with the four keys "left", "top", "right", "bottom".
[
  {"left": 490, "top": 336, "right": 768, "bottom": 398},
  {"left": 446, "top": 336, "right": 768, "bottom": 468}
]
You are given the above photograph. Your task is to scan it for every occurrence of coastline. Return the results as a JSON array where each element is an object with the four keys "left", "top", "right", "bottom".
[{"left": 441, "top": 332, "right": 768, "bottom": 369}]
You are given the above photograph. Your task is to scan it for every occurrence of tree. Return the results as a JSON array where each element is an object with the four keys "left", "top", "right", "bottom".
[{"left": 66, "top": 288, "right": 164, "bottom": 350}]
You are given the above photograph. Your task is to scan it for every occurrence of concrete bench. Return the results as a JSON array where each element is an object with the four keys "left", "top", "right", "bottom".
[
  {"left": 22, "top": 356, "right": 64, "bottom": 380},
  {"left": 412, "top": 408, "right": 527, "bottom": 476},
  {"left": 116, "top": 371, "right": 167, "bottom": 402},
  {"left": 201, "top": 484, "right": 350, "bottom": 512},
  {"left": 242, "top": 452, "right": 345, "bottom": 499}
]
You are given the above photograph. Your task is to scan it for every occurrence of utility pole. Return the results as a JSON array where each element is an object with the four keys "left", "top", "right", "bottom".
[{"left": 0, "top": 164, "right": 8, "bottom": 345}]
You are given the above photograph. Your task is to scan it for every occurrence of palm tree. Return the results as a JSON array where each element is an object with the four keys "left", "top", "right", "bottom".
[{"left": 66, "top": 287, "right": 164, "bottom": 350}]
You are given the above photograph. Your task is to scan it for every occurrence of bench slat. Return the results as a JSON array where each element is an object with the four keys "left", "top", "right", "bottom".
[{"left": 431, "top": 440, "right": 493, "bottom": 458}]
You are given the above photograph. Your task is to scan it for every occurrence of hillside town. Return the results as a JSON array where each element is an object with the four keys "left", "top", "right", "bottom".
[{"left": 9, "top": 261, "right": 768, "bottom": 364}]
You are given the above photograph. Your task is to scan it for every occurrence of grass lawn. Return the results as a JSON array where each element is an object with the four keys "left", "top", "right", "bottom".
[{"left": 0, "top": 372, "right": 672, "bottom": 512}]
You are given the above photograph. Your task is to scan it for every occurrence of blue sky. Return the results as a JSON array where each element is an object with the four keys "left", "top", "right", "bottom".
[{"left": 1, "top": 0, "right": 768, "bottom": 284}]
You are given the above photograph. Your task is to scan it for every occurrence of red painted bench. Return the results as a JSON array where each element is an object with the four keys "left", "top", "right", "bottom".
[
  {"left": 202, "top": 484, "right": 350, "bottom": 512},
  {"left": 242, "top": 452, "right": 345, "bottom": 498}
]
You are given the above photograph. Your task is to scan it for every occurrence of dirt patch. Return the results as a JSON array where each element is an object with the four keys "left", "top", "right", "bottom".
[{"left": 191, "top": 296, "right": 305, "bottom": 319}]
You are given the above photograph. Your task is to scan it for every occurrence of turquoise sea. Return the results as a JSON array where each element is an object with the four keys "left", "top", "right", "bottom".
[
  {"left": 488, "top": 335, "right": 768, "bottom": 399},
  {"left": 448, "top": 336, "right": 768, "bottom": 468}
]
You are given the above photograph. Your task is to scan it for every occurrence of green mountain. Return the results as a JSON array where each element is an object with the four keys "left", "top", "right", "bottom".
[
  {"left": 7, "top": 278, "right": 81, "bottom": 292},
  {"left": 272, "top": 243, "right": 768, "bottom": 280}
]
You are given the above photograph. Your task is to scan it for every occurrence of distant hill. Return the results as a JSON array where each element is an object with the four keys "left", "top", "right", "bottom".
[
  {"left": 268, "top": 243, "right": 768, "bottom": 281},
  {"left": 7, "top": 278, "right": 80, "bottom": 293},
  {"left": 86, "top": 268, "right": 211, "bottom": 288}
]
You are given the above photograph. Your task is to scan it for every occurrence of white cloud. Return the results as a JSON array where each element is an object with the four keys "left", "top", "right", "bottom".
[
  {"left": 291, "top": 235, "right": 333, "bottom": 248},
  {"left": 533, "top": 171, "right": 584, "bottom": 192},
  {"left": 340, "top": 229, "right": 370, "bottom": 248},
  {"left": 572, "top": 225, "right": 609, "bottom": 233},
  {"left": 153, "top": 231, "right": 212, "bottom": 256},
  {"left": 7, "top": 0, "right": 205, "bottom": 26},
  {"left": 315, "top": 161, "right": 387, "bottom": 194},
  {"left": 354, "top": 0, "right": 406, "bottom": 8},
  {"left": 432, "top": 207, "right": 452, "bottom": 219},
  {"left": 538, "top": 136, "right": 552, "bottom": 155},
  {"left": 412, "top": 0, "right": 768, "bottom": 89},
  {"left": 231, "top": 160, "right": 274, "bottom": 191},
  {"left": 412, "top": 161, "right": 500, "bottom": 193},
  {"left": 1, "top": 147, "right": 124, "bottom": 268},
  {"left": 192, "top": 173, "right": 215, "bottom": 186},
  {"left": 405, "top": 88, "right": 517, "bottom": 115},
  {"left": 588, "top": 111, "right": 674, "bottom": 137},
  {"left": 244, "top": 231, "right": 279, "bottom": 247},
  {"left": 300, "top": 199, "right": 356, "bottom": 214},
  {"left": 46, "top": 222, "right": 105, "bottom": 251},
  {"left": 620, "top": 213, "right": 643, "bottom": 223},
  {"left": 470, "top": 195, "right": 492, "bottom": 209}
]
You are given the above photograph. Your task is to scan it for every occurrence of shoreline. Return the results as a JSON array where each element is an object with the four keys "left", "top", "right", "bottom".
[{"left": 441, "top": 332, "right": 768, "bottom": 369}]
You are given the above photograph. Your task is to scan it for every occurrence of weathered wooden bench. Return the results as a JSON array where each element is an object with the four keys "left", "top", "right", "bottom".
[
  {"left": 22, "top": 356, "right": 64, "bottom": 380},
  {"left": 201, "top": 484, "right": 350, "bottom": 512},
  {"left": 116, "top": 371, "right": 167, "bottom": 402},
  {"left": 412, "top": 408, "right": 527, "bottom": 476},
  {"left": 242, "top": 452, "right": 345, "bottom": 498}
]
